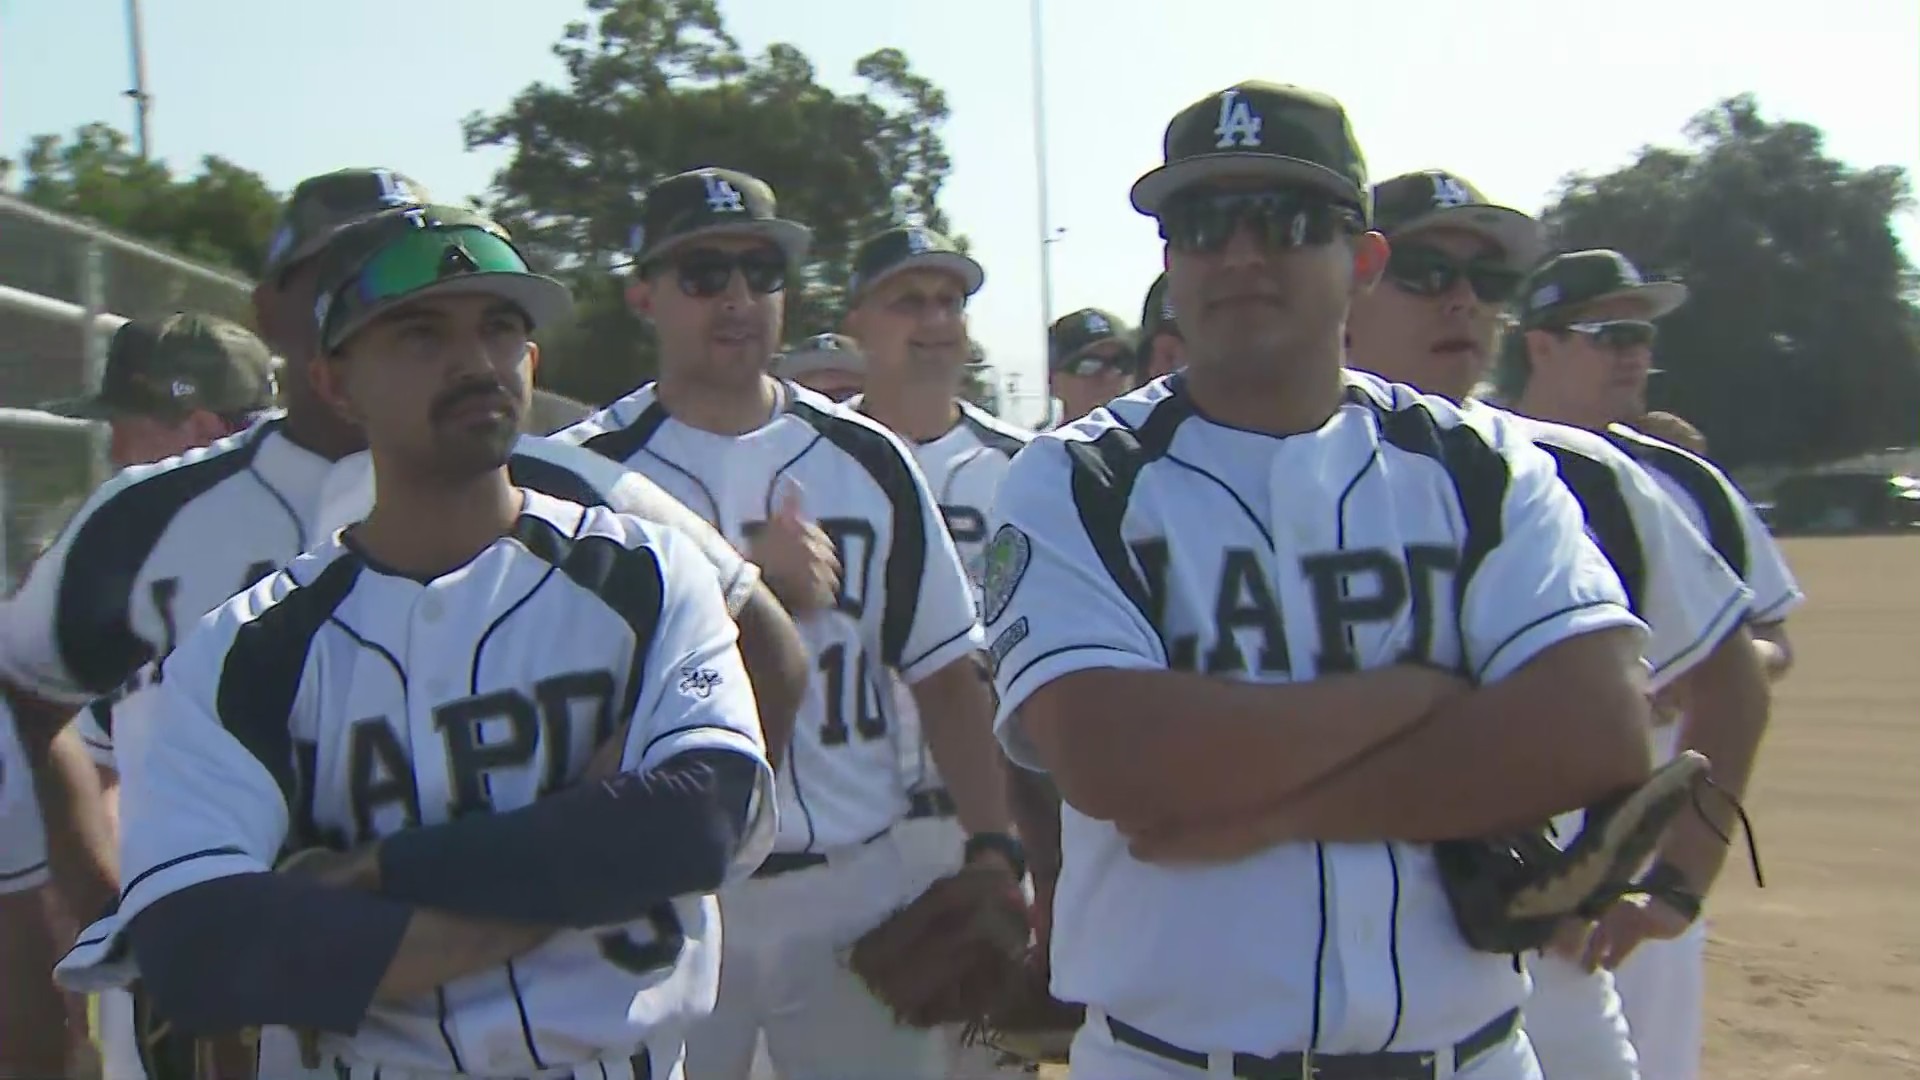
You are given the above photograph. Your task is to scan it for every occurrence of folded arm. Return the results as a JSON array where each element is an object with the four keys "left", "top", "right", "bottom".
[{"left": 1654, "top": 623, "right": 1770, "bottom": 897}]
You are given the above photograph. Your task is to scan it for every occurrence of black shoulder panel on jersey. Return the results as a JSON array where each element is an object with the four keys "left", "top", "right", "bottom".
[
  {"left": 57, "top": 426, "right": 269, "bottom": 695},
  {"left": 511, "top": 512, "right": 667, "bottom": 721},
  {"left": 1538, "top": 444, "right": 1646, "bottom": 614},
  {"left": 1606, "top": 432, "right": 1746, "bottom": 580},
  {"left": 1063, "top": 390, "right": 1189, "bottom": 635},
  {"left": 215, "top": 554, "right": 360, "bottom": 804},
  {"left": 1365, "top": 395, "right": 1510, "bottom": 608},
  {"left": 508, "top": 454, "right": 606, "bottom": 508},
  {"left": 790, "top": 402, "right": 927, "bottom": 669},
  {"left": 578, "top": 401, "right": 668, "bottom": 466},
  {"left": 959, "top": 408, "right": 1029, "bottom": 458}
]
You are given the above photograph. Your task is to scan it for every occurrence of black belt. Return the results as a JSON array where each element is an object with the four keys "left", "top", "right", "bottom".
[
  {"left": 327, "top": 1048, "right": 650, "bottom": 1079},
  {"left": 1107, "top": 1007, "right": 1519, "bottom": 1080},
  {"left": 753, "top": 828, "right": 889, "bottom": 878},
  {"left": 907, "top": 787, "right": 957, "bottom": 819}
]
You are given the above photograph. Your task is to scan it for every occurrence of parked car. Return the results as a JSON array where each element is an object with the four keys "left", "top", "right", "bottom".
[{"left": 1767, "top": 470, "right": 1920, "bottom": 534}]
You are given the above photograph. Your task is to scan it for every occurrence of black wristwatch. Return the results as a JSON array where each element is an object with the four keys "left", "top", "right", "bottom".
[
  {"left": 965, "top": 831, "right": 1028, "bottom": 881},
  {"left": 1637, "top": 859, "right": 1703, "bottom": 923}
]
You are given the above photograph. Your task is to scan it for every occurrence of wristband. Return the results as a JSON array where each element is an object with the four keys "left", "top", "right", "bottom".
[
  {"left": 964, "top": 831, "right": 1028, "bottom": 881},
  {"left": 1637, "top": 859, "right": 1702, "bottom": 923}
]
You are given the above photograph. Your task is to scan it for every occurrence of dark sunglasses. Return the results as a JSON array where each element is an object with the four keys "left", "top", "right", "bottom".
[
  {"left": 1385, "top": 245, "right": 1524, "bottom": 304},
  {"left": 1560, "top": 319, "right": 1658, "bottom": 351},
  {"left": 1158, "top": 188, "right": 1365, "bottom": 254},
  {"left": 668, "top": 247, "right": 787, "bottom": 299}
]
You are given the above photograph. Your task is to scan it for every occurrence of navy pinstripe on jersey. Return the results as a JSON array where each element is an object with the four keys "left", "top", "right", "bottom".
[
  {"left": 58, "top": 493, "right": 774, "bottom": 1075},
  {"left": 986, "top": 370, "right": 1644, "bottom": 1055},
  {"left": 558, "top": 381, "right": 982, "bottom": 852}
]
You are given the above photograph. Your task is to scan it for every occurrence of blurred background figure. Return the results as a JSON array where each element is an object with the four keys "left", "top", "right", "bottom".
[
  {"left": 772, "top": 331, "right": 867, "bottom": 401},
  {"left": 1135, "top": 272, "right": 1183, "bottom": 385},
  {"left": 1046, "top": 307, "right": 1135, "bottom": 425}
]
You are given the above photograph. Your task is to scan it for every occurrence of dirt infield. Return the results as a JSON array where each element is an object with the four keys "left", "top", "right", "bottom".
[
  {"left": 1701, "top": 536, "right": 1919, "bottom": 1078},
  {"left": 1037, "top": 535, "right": 1918, "bottom": 1079}
]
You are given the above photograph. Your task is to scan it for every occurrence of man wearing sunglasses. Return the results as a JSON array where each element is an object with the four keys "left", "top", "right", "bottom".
[
  {"left": 1046, "top": 308, "right": 1136, "bottom": 425},
  {"left": 42, "top": 171, "right": 807, "bottom": 1080},
  {"left": 56, "top": 203, "right": 778, "bottom": 1080},
  {"left": 1503, "top": 251, "right": 1803, "bottom": 1080},
  {"left": 561, "top": 169, "right": 1018, "bottom": 1080},
  {"left": 1350, "top": 173, "right": 1772, "bottom": 1080},
  {"left": 984, "top": 81, "right": 1670, "bottom": 1080},
  {"left": 773, "top": 332, "right": 868, "bottom": 403}
]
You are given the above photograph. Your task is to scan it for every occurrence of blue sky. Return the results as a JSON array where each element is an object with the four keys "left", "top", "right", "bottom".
[{"left": 2, "top": 0, "right": 1915, "bottom": 427}]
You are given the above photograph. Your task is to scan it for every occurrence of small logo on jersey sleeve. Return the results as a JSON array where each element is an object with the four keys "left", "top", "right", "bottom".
[
  {"left": 980, "top": 524, "right": 1031, "bottom": 625},
  {"left": 678, "top": 667, "right": 723, "bottom": 698}
]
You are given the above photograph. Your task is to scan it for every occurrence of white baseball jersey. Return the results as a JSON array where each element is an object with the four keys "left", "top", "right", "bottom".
[
  {"left": 557, "top": 381, "right": 982, "bottom": 851},
  {"left": 852, "top": 398, "right": 1031, "bottom": 796},
  {"left": 0, "top": 698, "right": 49, "bottom": 895},
  {"left": 986, "top": 371, "right": 1646, "bottom": 1055},
  {"left": 59, "top": 493, "right": 776, "bottom": 1074},
  {"left": 1606, "top": 424, "right": 1803, "bottom": 625},
  {"left": 70, "top": 433, "right": 762, "bottom": 768}
]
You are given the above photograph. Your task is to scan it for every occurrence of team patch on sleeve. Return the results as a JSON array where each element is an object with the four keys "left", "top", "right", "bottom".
[
  {"left": 678, "top": 666, "right": 724, "bottom": 699},
  {"left": 980, "top": 525, "right": 1031, "bottom": 625},
  {"left": 985, "top": 617, "right": 1029, "bottom": 677}
]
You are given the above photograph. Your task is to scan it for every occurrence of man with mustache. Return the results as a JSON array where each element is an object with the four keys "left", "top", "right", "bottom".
[
  {"left": 839, "top": 225, "right": 1040, "bottom": 1079},
  {"left": 558, "top": 168, "right": 1019, "bottom": 1080},
  {"left": 1046, "top": 308, "right": 1137, "bottom": 425},
  {"left": 983, "top": 81, "right": 1677, "bottom": 1079},
  {"left": 26, "top": 168, "right": 806, "bottom": 1080},
  {"left": 1347, "top": 170, "right": 1772, "bottom": 1080},
  {"left": 1498, "top": 251, "right": 1803, "bottom": 1080},
  {"left": 57, "top": 202, "right": 778, "bottom": 1080}
]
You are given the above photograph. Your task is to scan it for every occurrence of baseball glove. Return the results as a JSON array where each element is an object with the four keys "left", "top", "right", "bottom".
[
  {"left": 960, "top": 947, "right": 1084, "bottom": 1067},
  {"left": 1435, "top": 750, "right": 1710, "bottom": 954},
  {"left": 847, "top": 864, "right": 1032, "bottom": 1029}
]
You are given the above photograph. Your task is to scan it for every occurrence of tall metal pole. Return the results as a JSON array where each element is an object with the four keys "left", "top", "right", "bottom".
[
  {"left": 1027, "top": 0, "right": 1056, "bottom": 427},
  {"left": 124, "top": 0, "right": 153, "bottom": 158}
]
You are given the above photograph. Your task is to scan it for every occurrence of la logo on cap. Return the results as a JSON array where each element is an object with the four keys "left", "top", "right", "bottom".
[
  {"left": 809, "top": 334, "right": 840, "bottom": 351},
  {"left": 906, "top": 228, "right": 932, "bottom": 255},
  {"left": 1213, "top": 88, "right": 1263, "bottom": 150},
  {"left": 1431, "top": 175, "right": 1473, "bottom": 208},
  {"left": 1084, "top": 312, "right": 1109, "bottom": 335},
  {"left": 703, "top": 172, "right": 745, "bottom": 213}
]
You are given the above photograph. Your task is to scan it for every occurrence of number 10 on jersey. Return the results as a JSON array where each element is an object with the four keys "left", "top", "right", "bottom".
[{"left": 815, "top": 643, "right": 886, "bottom": 746}]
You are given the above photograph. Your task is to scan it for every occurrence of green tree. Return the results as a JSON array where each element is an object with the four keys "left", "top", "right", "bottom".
[
  {"left": 464, "top": 0, "right": 960, "bottom": 407},
  {"left": 1541, "top": 94, "right": 1920, "bottom": 467},
  {"left": 9, "top": 122, "right": 279, "bottom": 276}
]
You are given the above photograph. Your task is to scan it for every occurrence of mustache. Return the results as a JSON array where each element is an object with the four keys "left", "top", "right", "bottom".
[{"left": 430, "top": 379, "right": 516, "bottom": 423}]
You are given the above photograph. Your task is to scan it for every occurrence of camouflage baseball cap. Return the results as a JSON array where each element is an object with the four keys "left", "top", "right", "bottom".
[
  {"left": 773, "top": 332, "right": 867, "bottom": 379},
  {"left": 1131, "top": 82, "right": 1369, "bottom": 219},
  {"left": 632, "top": 168, "right": 812, "bottom": 267},
  {"left": 1517, "top": 249, "right": 1689, "bottom": 329},
  {"left": 39, "top": 313, "right": 277, "bottom": 420},
  {"left": 1049, "top": 308, "right": 1135, "bottom": 373},
  {"left": 1372, "top": 170, "right": 1547, "bottom": 272},
  {"left": 262, "top": 168, "right": 432, "bottom": 280},
  {"left": 847, "top": 226, "right": 984, "bottom": 300}
]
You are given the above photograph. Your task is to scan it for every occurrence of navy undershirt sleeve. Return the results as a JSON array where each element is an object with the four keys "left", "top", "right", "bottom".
[
  {"left": 127, "top": 872, "right": 411, "bottom": 1035},
  {"left": 376, "top": 748, "right": 758, "bottom": 928}
]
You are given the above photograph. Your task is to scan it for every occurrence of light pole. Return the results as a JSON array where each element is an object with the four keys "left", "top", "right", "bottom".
[
  {"left": 1028, "top": 0, "right": 1058, "bottom": 429},
  {"left": 124, "top": 0, "right": 153, "bottom": 159}
]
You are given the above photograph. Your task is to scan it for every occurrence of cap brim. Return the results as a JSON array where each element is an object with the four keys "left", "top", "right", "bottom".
[
  {"left": 325, "top": 272, "right": 575, "bottom": 351},
  {"left": 1131, "top": 154, "right": 1363, "bottom": 216},
  {"left": 1593, "top": 281, "right": 1690, "bottom": 319},
  {"left": 643, "top": 219, "right": 813, "bottom": 265},
  {"left": 1391, "top": 205, "right": 1547, "bottom": 271},
  {"left": 1051, "top": 341, "right": 1137, "bottom": 374},
  {"left": 774, "top": 349, "right": 865, "bottom": 379},
  {"left": 856, "top": 251, "right": 985, "bottom": 298}
]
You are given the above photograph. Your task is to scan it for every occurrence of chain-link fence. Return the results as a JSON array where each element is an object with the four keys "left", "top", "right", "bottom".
[{"left": 0, "top": 194, "right": 254, "bottom": 590}]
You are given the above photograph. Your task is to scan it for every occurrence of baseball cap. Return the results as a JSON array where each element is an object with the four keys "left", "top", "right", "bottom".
[
  {"left": 308, "top": 204, "right": 572, "bottom": 353},
  {"left": 1131, "top": 82, "right": 1369, "bottom": 219},
  {"left": 631, "top": 168, "right": 812, "bottom": 267},
  {"left": 1517, "top": 250, "right": 1689, "bottom": 329},
  {"left": 773, "top": 333, "right": 866, "bottom": 380},
  {"left": 1372, "top": 170, "right": 1547, "bottom": 272},
  {"left": 262, "top": 168, "right": 432, "bottom": 280},
  {"left": 39, "top": 313, "right": 277, "bottom": 420},
  {"left": 847, "top": 226, "right": 984, "bottom": 301},
  {"left": 1138, "top": 272, "right": 1178, "bottom": 343},
  {"left": 1049, "top": 308, "right": 1134, "bottom": 373}
]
